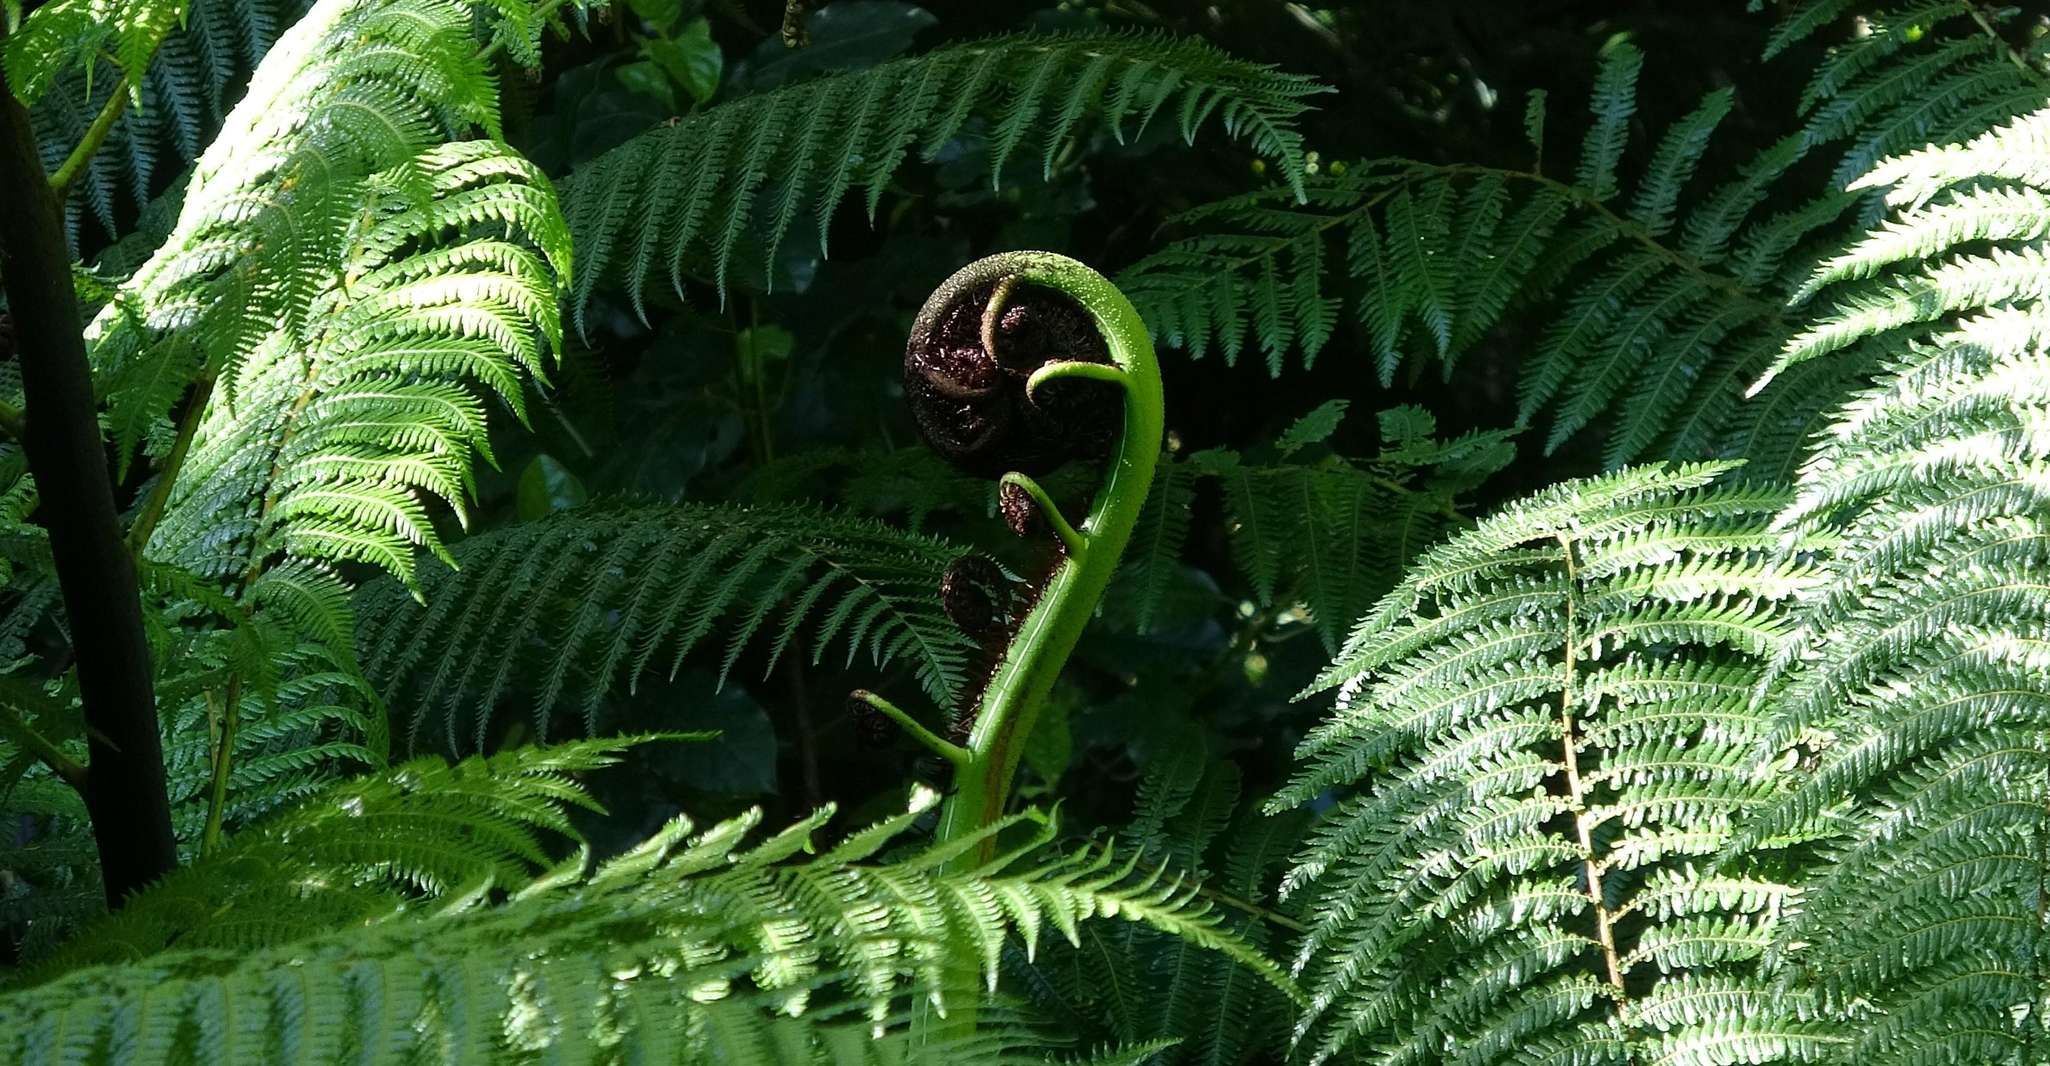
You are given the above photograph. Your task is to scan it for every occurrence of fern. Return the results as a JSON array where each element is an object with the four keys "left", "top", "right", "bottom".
[
  {"left": 1736, "top": 102, "right": 2050, "bottom": 1066},
  {"left": 16, "top": 737, "right": 668, "bottom": 982},
  {"left": 1016, "top": 737, "right": 1307, "bottom": 1066},
  {"left": 357, "top": 502, "right": 982, "bottom": 750},
  {"left": 22, "top": 0, "right": 310, "bottom": 242},
  {"left": 1273, "top": 462, "right": 1835, "bottom": 1066},
  {"left": 1120, "top": 8, "right": 2050, "bottom": 468},
  {"left": 83, "top": 0, "right": 572, "bottom": 595},
  {"left": 0, "top": 782, "right": 1287, "bottom": 1064},
  {"left": 1129, "top": 404, "right": 1512, "bottom": 650},
  {"left": 559, "top": 31, "right": 1327, "bottom": 327}
]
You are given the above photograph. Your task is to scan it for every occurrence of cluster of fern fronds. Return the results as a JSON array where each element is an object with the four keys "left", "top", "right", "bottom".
[{"left": 5, "top": 1, "right": 2050, "bottom": 1065}]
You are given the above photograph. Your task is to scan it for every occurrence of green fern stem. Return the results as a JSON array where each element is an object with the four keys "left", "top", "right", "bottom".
[
  {"left": 926, "top": 252, "right": 1163, "bottom": 867},
  {"left": 909, "top": 251, "right": 1162, "bottom": 1042},
  {"left": 46, "top": 8, "right": 183, "bottom": 200}
]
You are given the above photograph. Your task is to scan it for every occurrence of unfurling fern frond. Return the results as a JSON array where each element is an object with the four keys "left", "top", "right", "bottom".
[
  {"left": 357, "top": 503, "right": 981, "bottom": 750},
  {"left": 90, "top": 0, "right": 570, "bottom": 591},
  {"left": 559, "top": 32, "right": 1328, "bottom": 326},
  {"left": 1739, "top": 102, "right": 2050, "bottom": 1066},
  {"left": 0, "top": 786, "right": 1289, "bottom": 1065},
  {"left": 1274, "top": 462, "right": 1835, "bottom": 1066}
]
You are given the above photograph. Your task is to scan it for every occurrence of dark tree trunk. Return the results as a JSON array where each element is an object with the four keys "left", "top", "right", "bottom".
[{"left": 0, "top": 60, "right": 178, "bottom": 907}]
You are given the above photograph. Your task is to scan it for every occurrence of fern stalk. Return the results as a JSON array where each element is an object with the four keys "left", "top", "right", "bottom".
[
  {"left": 903, "top": 252, "right": 1164, "bottom": 1041},
  {"left": 927, "top": 253, "right": 1163, "bottom": 865},
  {"left": 41, "top": 1, "right": 184, "bottom": 199}
]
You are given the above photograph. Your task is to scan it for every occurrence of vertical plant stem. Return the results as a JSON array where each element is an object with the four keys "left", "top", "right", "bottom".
[
  {"left": 201, "top": 675, "right": 242, "bottom": 855},
  {"left": 913, "top": 252, "right": 1164, "bottom": 1043},
  {"left": 0, "top": 47, "right": 178, "bottom": 907}
]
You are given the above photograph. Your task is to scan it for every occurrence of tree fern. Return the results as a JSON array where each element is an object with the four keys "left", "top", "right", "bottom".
[
  {"left": 1273, "top": 462, "right": 1835, "bottom": 1066},
  {"left": 357, "top": 502, "right": 983, "bottom": 750},
  {"left": 0, "top": 783, "right": 1288, "bottom": 1064},
  {"left": 559, "top": 31, "right": 1327, "bottom": 327},
  {"left": 1737, "top": 102, "right": 2050, "bottom": 1066}
]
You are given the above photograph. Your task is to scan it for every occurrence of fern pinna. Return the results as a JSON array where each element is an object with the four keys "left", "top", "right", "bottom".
[
  {"left": 1275, "top": 462, "right": 1832, "bottom": 1066},
  {"left": 357, "top": 502, "right": 980, "bottom": 749}
]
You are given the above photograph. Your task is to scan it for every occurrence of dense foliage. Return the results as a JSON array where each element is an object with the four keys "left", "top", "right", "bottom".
[{"left": 2, "top": 1, "right": 2049, "bottom": 1064}]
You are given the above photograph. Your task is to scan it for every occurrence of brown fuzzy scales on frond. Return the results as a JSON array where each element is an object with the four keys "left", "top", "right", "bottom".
[{"left": 905, "top": 277, "right": 1117, "bottom": 478}]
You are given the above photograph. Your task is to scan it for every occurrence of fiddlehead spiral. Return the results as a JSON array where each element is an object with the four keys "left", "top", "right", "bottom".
[
  {"left": 904, "top": 272, "right": 1120, "bottom": 478},
  {"left": 895, "top": 252, "right": 1165, "bottom": 1041},
  {"left": 939, "top": 553, "right": 1010, "bottom": 640}
]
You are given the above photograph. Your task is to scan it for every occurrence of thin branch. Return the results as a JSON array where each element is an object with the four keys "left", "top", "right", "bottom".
[
  {"left": 126, "top": 375, "right": 212, "bottom": 552},
  {"left": 200, "top": 675, "right": 241, "bottom": 855},
  {"left": 47, "top": 75, "right": 129, "bottom": 199},
  {"left": 0, "top": 700, "right": 86, "bottom": 788}
]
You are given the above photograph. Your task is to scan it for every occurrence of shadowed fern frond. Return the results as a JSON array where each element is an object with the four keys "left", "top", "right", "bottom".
[
  {"left": 1123, "top": 404, "right": 1511, "bottom": 647},
  {"left": 1014, "top": 738, "right": 1308, "bottom": 1066},
  {"left": 20, "top": 0, "right": 310, "bottom": 242},
  {"left": 1121, "top": 8, "right": 2048, "bottom": 468},
  {"left": 559, "top": 31, "right": 1327, "bottom": 327},
  {"left": 1274, "top": 462, "right": 1835, "bottom": 1066},
  {"left": 357, "top": 502, "right": 981, "bottom": 750}
]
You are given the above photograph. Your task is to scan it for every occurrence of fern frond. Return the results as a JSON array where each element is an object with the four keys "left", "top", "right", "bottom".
[
  {"left": 559, "top": 31, "right": 1327, "bottom": 327},
  {"left": 1118, "top": 46, "right": 1803, "bottom": 466},
  {"left": 1007, "top": 741, "right": 1308, "bottom": 1066},
  {"left": 1274, "top": 463, "right": 1831, "bottom": 1066},
  {"left": 25, "top": 0, "right": 309, "bottom": 242},
  {"left": 0, "top": 787, "right": 1289, "bottom": 1064},
  {"left": 1138, "top": 405, "right": 1510, "bottom": 651},
  {"left": 1739, "top": 99, "right": 2050, "bottom": 1065},
  {"left": 22, "top": 736, "right": 665, "bottom": 982},
  {"left": 357, "top": 502, "right": 981, "bottom": 750},
  {"left": 81, "top": 0, "right": 570, "bottom": 593}
]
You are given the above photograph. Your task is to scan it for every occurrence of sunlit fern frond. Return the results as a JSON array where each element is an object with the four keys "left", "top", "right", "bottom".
[
  {"left": 15, "top": 735, "right": 668, "bottom": 983},
  {"left": 0, "top": 783, "right": 1289, "bottom": 1064},
  {"left": 82, "top": 0, "right": 571, "bottom": 593},
  {"left": 1274, "top": 462, "right": 1836, "bottom": 1066},
  {"left": 1738, "top": 101, "right": 2050, "bottom": 1066}
]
